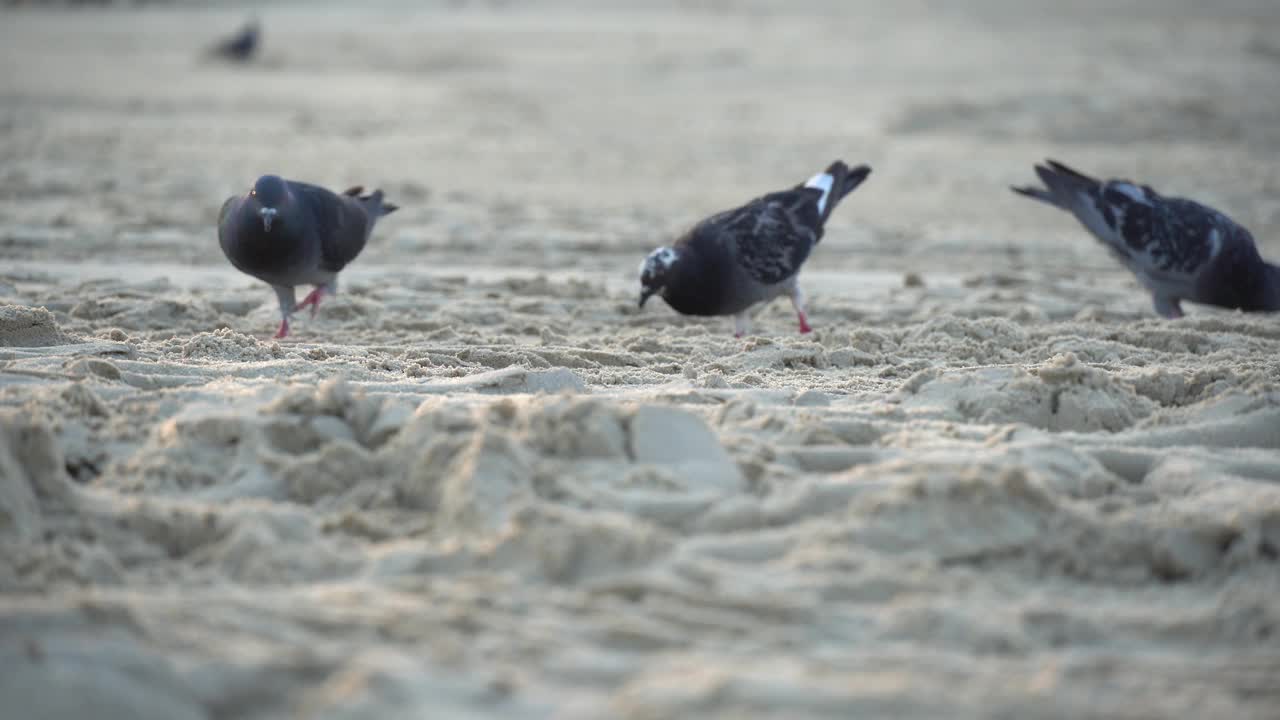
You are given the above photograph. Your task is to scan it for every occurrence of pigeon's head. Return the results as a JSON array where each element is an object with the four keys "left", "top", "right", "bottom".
[
  {"left": 248, "top": 175, "right": 290, "bottom": 232},
  {"left": 638, "top": 246, "right": 679, "bottom": 308}
]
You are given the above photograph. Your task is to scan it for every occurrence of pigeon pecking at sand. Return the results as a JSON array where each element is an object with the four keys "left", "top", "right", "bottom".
[
  {"left": 217, "top": 175, "right": 398, "bottom": 339},
  {"left": 207, "top": 18, "right": 260, "bottom": 63},
  {"left": 1013, "top": 159, "right": 1280, "bottom": 318},
  {"left": 638, "top": 160, "right": 872, "bottom": 336}
]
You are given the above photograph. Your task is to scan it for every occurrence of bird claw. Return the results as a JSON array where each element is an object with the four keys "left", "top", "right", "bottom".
[
  {"left": 273, "top": 319, "right": 290, "bottom": 339},
  {"left": 297, "top": 288, "right": 325, "bottom": 318}
]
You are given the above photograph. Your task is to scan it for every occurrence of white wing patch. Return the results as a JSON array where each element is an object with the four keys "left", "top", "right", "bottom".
[
  {"left": 804, "top": 172, "right": 835, "bottom": 215},
  {"left": 1075, "top": 192, "right": 1125, "bottom": 245},
  {"left": 1206, "top": 227, "right": 1221, "bottom": 260},
  {"left": 1110, "top": 182, "right": 1152, "bottom": 205}
]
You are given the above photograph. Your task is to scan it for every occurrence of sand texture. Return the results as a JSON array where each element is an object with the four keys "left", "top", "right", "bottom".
[{"left": 3, "top": 1, "right": 1280, "bottom": 718}]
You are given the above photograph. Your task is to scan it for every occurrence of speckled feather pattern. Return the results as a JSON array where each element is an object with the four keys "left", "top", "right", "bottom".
[{"left": 693, "top": 187, "right": 823, "bottom": 287}]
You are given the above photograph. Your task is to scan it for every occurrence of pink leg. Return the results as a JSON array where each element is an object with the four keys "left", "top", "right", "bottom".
[
  {"left": 274, "top": 317, "right": 290, "bottom": 339},
  {"left": 790, "top": 284, "right": 812, "bottom": 334},
  {"left": 297, "top": 287, "right": 326, "bottom": 317}
]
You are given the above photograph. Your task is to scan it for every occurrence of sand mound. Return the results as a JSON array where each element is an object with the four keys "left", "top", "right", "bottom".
[
  {"left": 0, "top": 604, "right": 206, "bottom": 720},
  {"left": 109, "top": 376, "right": 398, "bottom": 498},
  {"left": 102, "top": 383, "right": 746, "bottom": 589},
  {"left": 69, "top": 296, "right": 222, "bottom": 333},
  {"left": 0, "top": 409, "right": 80, "bottom": 592},
  {"left": 173, "top": 328, "right": 284, "bottom": 362},
  {"left": 0, "top": 304, "right": 73, "bottom": 347},
  {"left": 898, "top": 353, "right": 1155, "bottom": 432},
  {"left": 297, "top": 649, "right": 551, "bottom": 719}
]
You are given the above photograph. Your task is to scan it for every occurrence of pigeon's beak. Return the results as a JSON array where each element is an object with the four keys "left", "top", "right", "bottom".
[
  {"left": 638, "top": 288, "right": 655, "bottom": 308},
  {"left": 259, "top": 207, "right": 278, "bottom": 232}
]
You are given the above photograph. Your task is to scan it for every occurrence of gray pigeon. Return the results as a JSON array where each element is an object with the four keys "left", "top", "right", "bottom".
[
  {"left": 218, "top": 175, "right": 398, "bottom": 338},
  {"left": 1013, "top": 159, "right": 1280, "bottom": 318},
  {"left": 208, "top": 18, "right": 260, "bottom": 63},
  {"left": 638, "top": 160, "right": 872, "bottom": 336}
]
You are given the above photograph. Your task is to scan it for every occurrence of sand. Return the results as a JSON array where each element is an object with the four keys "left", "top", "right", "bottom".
[{"left": 2, "top": 1, "right": 1280, "bottom": 718}]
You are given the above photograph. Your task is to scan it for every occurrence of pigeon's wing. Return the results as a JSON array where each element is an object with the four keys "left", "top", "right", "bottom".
[
  {"left": 216, "top": 195, "right": 247, "bottom": 256},
  {"left": 701, "top": 189, "right": 823, "bottom": 286},
  {"left": 292, "top": 182, "right": 373, "bottom": 273},
  {"left": 217, "top": 195, "right": 240, "bottom": 231},
  {"left": 1088, "top": 186, "right": 1236, "bottom": 297},
  {"left": 1016, "top": 161, "right": 1225, "bottom": 297}
]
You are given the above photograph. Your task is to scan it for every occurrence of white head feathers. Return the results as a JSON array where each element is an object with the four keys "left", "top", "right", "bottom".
[{"left": 640, "top": 246, "right": 678, "bottom": 278}]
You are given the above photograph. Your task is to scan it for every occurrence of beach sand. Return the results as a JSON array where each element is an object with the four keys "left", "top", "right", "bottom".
[{"left": 2, "top": 1, "right": 1280, "bottom": 717}]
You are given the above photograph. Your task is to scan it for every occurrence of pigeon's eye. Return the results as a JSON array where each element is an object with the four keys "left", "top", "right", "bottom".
[{"left": 249, "top": 189, "right": 256, "bottom": 196}]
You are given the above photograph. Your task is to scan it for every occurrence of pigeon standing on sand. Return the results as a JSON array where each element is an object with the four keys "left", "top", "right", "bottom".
[
  {"left": 1013, "top": 159, "right": 1280, "bottom": 318},
  {"left": 638, "top": 160, "right": 872, "bottom": 336},
  {"left": 217, "top": 175, "right": 398, "bottom": 339},
  {"left": 208, "top": 18, "right": 260, "bottom": 63}
]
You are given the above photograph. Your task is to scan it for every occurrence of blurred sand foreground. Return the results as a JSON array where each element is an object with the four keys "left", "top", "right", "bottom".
[{"left": 2, "top": 1, "right": 1280, "bottom": 718}]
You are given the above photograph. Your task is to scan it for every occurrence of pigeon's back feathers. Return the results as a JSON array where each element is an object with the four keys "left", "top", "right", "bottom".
[
  {"left": 692, "top": 192, "right": 818, "bottom": 287},
  {"left": 682, "top": 161, "right": 871, "bottom": 287},
  {"left": 255, "top": 180, "right": 399, "bottom": 275},
  {"left": 1013, "top": 159, "right": 1280, "bottom": 316}
]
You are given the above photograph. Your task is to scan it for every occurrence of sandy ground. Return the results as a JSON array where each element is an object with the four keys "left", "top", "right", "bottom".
[{"left": 3, "top": 1, "right": 1280, "bottom": 718}]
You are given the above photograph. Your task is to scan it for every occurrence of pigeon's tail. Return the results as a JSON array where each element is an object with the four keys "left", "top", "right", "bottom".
[
  {"left": 1011, "top": 159, "right": 1102, "bottom": 210},
  {"left": 343, "top": 186, "right": 399, "bottom": 218},
  {"left": 803, "top": 161, "right": 872, "bottom": 225}
]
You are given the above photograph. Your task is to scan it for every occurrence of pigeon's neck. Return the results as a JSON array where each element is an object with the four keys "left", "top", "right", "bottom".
[
  {"left": 1219, "top": 256, "right": 1280, "bottom": 313},
  {"left": 660, "top": 245, "right": 728, "bottom": 315},
  {"left": 655, "top": 251, "right": 682, "bottom": 300}
]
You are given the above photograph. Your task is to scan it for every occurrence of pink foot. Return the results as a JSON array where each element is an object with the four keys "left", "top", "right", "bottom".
[
  {"left": 274, "top": 317, "right": 290, "bottom": 339},
  {"left": 797, "top": 313, "right": 812, "bottom": 334},
  {"left": 297, "top": 287, "right": 325, "bottom": 317}
]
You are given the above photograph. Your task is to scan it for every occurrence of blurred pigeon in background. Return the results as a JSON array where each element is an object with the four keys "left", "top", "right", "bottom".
[
  {"left": 217, "top": 175, "right": 399, "bottom": 339},
  {"left": 638, "top": 160, "right": 872, "bottom": 336},
  {"left": 1013, "top": 159, "right": 1280, "bottom": 318},
  {"left": 207, "top": 18, "right": 260, "bottom": 63}
]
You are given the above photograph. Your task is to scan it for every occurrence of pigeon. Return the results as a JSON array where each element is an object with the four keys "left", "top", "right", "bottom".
[
  {"left": 638, "top": 160, "right": 872, "bottom": 336},
  {"left": 1013, "top": 159, "right": 1280, "bottom": 318},
  {"left": 217, "top": 175, "right": 398, "bottom": 339},
  {"left": 208, "top": 19, "right": 260, "bottom": 63}
]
